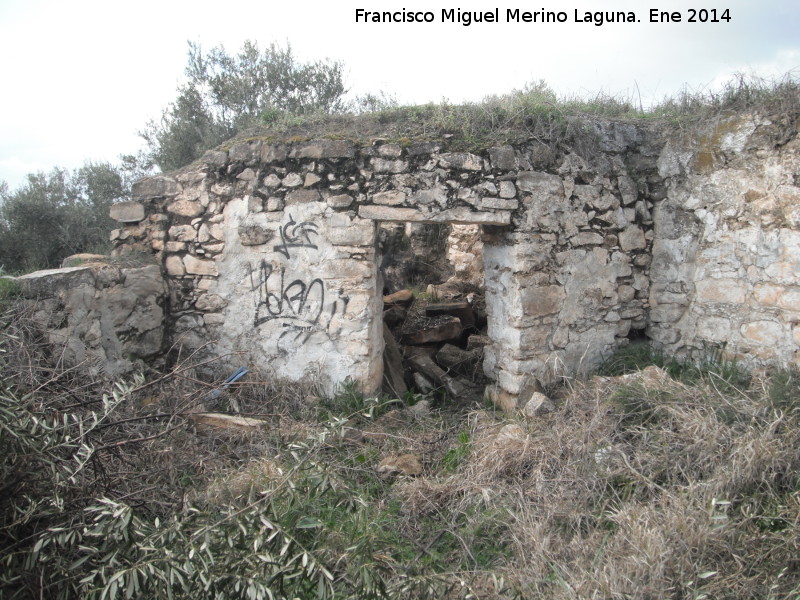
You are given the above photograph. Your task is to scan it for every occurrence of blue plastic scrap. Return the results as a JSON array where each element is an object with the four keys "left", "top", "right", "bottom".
[{"left": 205, "top": 366, "right": 249, "bottom": 400}]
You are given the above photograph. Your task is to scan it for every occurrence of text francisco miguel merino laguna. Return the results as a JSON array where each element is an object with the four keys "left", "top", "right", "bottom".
[{"left": 355, "top": 7, "right": 732, "bottom": 26}]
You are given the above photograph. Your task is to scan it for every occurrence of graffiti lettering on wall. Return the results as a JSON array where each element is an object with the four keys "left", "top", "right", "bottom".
[
  {"left": 247, "top": 259, "right": 349, "bottom": 353},
  {"left": 273, "top": 214, "right": 319, "bottom": 259}
]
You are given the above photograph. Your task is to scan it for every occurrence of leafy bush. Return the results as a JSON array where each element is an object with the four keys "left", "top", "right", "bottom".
[
  {"left": 140, "top": 40, "right": 348, "bottom": 172},
  {"left": 0, "top": 317, "right": 432, "bottom": 599},
  {"left": 0, "top": 163, "right": 127, "bottom": 272}
]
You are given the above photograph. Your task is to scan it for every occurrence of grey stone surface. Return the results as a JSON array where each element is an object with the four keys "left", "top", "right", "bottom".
[
  {"left": 110, "top": 202, "right": 145, "bottom": 223},
  {"left": 15, "top": 264, "right": 166, "bottom": 377},
  {"left": 93, "top": 119, "right": 800, "bottom": 398}
]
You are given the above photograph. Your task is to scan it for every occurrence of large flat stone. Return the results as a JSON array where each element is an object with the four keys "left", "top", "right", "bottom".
[
  {"left": 407, "top": 354, "right": 468, "bottom": 398},
  {"left": 740, "top": 320, "right": 784, "bottom": 345},
  {"left": 400, "top": 315, "right": 462, "bottom": 345},
  {"left": 425, "top": 301, "right": 475, "bottom": 327},
  {"left": 285, "top": 189, "right": 321, "bottom": 205},
  {"left": 373, "top": 191, "right": 406, "bottom": 206},
  {"left": 435, "top": 344, "right": 481, "bottom": 378},
  {"left": 516, "top": 171, "right": 564, "bottom": 197},
  {"left": 16, "top": 266, "right": 98, "bottom": 298},
  {"left": 132, "top": 176, "right": 179, "bottom": 199},
  {"left": 695, "top": 279, "right": 747, "bottom": 304},
  {"left": 438, "top": 152, "right": 483, "bottom": 171},
  {"left": 290, "top": 140, "right": 355, "bottom": 159},
  {"left": 183, "top": 255, "right": 218, "bottom": 276},
  {"left": 521, "top": 285, "right": 565, "bottom": 319},
  {"left": 110, "top": 202, "right": 145, "bottom": 223},
  {"left": 359, "top": 206, "right": 422, "bottom": 222}
]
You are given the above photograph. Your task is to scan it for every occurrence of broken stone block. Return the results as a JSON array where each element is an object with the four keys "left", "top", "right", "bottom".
[
  {"left": 195, "top": 294, "right": 227, "bottom": 312},
  {"left": 304, "top": 173, "right": 321, "bottom": 187},
  {"left": 16, "top": 265, "right": 97, "bottom": 298},
  {"left": 521, "top": 285, "right": 565, "bottom": 319},
  {"left": 169, "top": 224, "right": 196, "bottom": 242},
  {"left": 166, "top": 199, "right": 203, "bottom": 218},
  {"left": 286, "top": 189, "right": 321, "bottom": 205},
  {"left": 248, "top": 196, "right": 263, "bottom": 213},
  {"left": 413, "top": 372, "right": 437, "bottom": 394},
  {"left": 228, "top": 141, "right": 262, "bottom": 164},
  {"left": 484, "top": 386, "right": 519, "bottom": 413},
  {"left": 481, "top": 197, "right": 518, "bottom": 210},
  {"left": 266, "top": 197, "right": 284, "bottom": 211},
  {"left": 521, "top": 392, "right": 555, "bottom": 418},
  {"left": 373, "top": 190, "right": 406, "bottom": 206},
  {"left": 619, "top": 225, "right": 647, "bottom": 251},
  {"left": 435, "top": 344, "right": 481, "bottom": 378},
  {"left": 499, "top": 180, "right": 517, "bottom": 198},
  {"left": 165, "top": 256, "right": 185, "bottom": 276},
  {"left": 407, "top": 141, "right": 442, "bottom": 156},
  {"left": 408, "top": 354, "right": 468, "bottom": 399},
  {"left": 383, "top": 305, "right": 408, "bottom": 327},
  {"left": 489, "top": 146, "right": 517, "bottom": 171},
  {"left": 328, "top": 194, "right": 353, "bottom": 208},
  {"left": 495, "top": 423, "right": 526, "bottom": 443},
  {"left": 467, "top": 334, "right": 491, "bottom": 350},
  {"left": 132, "top": 176, "right": 179, "bottom": 199},
  {"left": 371, "top": 158, "right": 408, "bottom": 174},
  {"left": 377, "top": 143, "right": 403, "bottom": 158},
  {"left": 400, "top": 316, "right": 463, "bottom": 345},
  {"left": 60, "top": 253, "right": 106, "bottom": 268},
  {"left": 571, "top": 232, "right": 604, "bottom": 246},
  {"left": 262, "top": 173, "right": 282, "bottom": 188},
  {"left": 425, "top": 301, "right": 475, "bottom": 328},
  {"left": 516, "top": 171, "right": 564, "bottom": 196}
]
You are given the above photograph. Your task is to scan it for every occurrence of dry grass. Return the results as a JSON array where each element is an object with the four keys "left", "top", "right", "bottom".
[
  {"left": 2, "top": 296, "right": 798, "bottom": 598},
  {"left": 385, "top": 368, "right": 800, "bottom": 599},
  {"left": 216, "top": 72, "right": 800, "bottom": 163}
]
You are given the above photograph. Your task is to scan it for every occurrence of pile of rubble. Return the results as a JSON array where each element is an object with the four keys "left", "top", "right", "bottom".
[{"left": 381, "top": 284, "right": 490, "bottom": 403}]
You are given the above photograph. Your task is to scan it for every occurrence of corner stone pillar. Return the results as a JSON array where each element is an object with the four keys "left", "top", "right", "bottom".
[{"left": 483, "top": 232, "right": 561, "bottom": 407}]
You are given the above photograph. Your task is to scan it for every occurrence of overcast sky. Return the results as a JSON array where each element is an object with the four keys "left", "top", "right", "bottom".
[{"left": 0, "top": 0, "right": 797, "bottom": 190}]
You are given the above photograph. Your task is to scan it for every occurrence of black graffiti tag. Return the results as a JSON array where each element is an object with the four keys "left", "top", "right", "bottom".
[
  {"left": 273, "top": 214, "right": 318, "bottom": 259},
  {"left": 247, "top": 260, "right": 348, "bottom": 352}
]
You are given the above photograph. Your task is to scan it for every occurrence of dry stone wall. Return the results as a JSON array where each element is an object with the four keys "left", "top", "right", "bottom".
[
  {"left": 14, "top": 262, "right": 166, "bottom": 377},
  {"left": 651, "top": 113, "right": 800, "bottom": 370},
  {"left": 110, "top": 128, "right": 662, "bottom": 400},
  {"left": 481, "top": 123, "right": 662, "bottom": 405},
  {"left": 100, "top": 111, "right": 799, "bottom": 402}
]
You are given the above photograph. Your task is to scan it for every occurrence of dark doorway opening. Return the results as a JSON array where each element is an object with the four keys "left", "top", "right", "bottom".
[{"left": 377, "top": 222, "right": 489, "bottom": 404}]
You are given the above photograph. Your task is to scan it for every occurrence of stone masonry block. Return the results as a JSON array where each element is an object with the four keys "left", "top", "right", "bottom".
[{"left": 110, "top": 202, "right": 145, "bottom": 223}]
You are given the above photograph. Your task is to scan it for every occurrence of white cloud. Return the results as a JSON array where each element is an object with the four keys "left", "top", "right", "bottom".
[{"left": 1, "top": 0, "right": 797, "bottom": 189}]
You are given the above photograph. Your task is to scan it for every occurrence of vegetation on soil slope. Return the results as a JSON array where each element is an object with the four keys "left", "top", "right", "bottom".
[{"left": 1, "top": 302, "right": 798, "bottom": 599}]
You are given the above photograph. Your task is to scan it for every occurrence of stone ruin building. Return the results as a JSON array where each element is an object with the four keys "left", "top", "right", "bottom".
[{"left": 15, "top": 111, "right": 800, "bottom": 409}]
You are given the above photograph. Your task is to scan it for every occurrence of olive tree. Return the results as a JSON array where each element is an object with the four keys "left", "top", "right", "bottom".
[
  {"left": 139, "top": 40, "right": 348, "bottom": 172},
  {"left": 0, "top": 163, "right": 126, "bottom": 272}
]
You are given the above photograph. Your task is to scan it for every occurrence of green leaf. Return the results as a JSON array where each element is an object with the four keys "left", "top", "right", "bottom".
[{"left": 296, "top": 517, "right": 324, "bottom": 529}]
